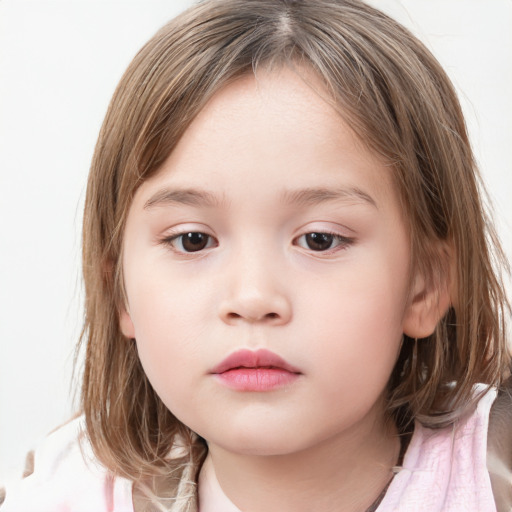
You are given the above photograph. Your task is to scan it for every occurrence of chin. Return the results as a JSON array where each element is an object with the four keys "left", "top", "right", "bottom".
[
  {"left": 219, "top": 436, "right": 300, "bottom": 457},
  {"left": 203, "top": 422, "right": 317, "bottom": 457}
]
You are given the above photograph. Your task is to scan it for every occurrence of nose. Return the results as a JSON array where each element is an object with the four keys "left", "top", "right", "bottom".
[{"left": 217, "top": 249, "right": 292, "bottom": 326}]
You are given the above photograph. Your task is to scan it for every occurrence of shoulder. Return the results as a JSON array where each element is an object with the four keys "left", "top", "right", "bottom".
[
  {"left": 488, "top": 376, "right": 512, "bottom": 511},
  {"left": 0, "top": 416, "right": 133, "bottom": 512},
  {"left": 381, "top": 385, "right": 499, "bottom": 511}
]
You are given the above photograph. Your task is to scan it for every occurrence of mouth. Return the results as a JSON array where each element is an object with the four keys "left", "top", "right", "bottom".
[{"left": 210, "top": 349, "right": 301, "bottom": 391}]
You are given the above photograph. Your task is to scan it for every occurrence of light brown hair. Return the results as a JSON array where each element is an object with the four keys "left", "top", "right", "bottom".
[{"left": 79, "top": 0, "right": 510, "bottom": 495}]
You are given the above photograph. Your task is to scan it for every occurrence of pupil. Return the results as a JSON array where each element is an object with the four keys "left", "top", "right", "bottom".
[
  {"left": 182, "top": 232, "right": 208, "bottom": 252},
  {"left": 306, "top": 232, "right": 333, "bottom": 251}
]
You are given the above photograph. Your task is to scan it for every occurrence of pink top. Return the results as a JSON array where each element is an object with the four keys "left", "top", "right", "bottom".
[
  {"left": 376, "top": 384, "right": 497, "bottom": 512},
  {"left": 1, "top": 385, "right": 498, "bottom": 511}
]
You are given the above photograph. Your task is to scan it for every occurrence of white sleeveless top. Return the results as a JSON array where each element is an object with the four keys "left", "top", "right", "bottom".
[
  {"left": 0, "top": 418, "right": 134, "bottom": 512},
  {"left": 1, "top": 386, "right": 499, "bottom": 511}
]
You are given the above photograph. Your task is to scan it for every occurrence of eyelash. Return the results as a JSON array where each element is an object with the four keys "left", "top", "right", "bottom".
[{"left": 160, "top": 230, "right": 354, "bottom": 255}]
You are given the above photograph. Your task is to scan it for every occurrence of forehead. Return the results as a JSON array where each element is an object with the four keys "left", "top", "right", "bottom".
[{"left": 133, "top": 67, "right": 397, "bottom": 214}]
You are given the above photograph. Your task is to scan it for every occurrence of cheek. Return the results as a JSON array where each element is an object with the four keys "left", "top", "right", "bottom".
[
  {"left": 126, "top": 253, "right": 214, "bottom": 339},
  {"left": 303, "top": 294, "right": 402, "bottom": 375},
  {"left": 298, "top": 257, "right": 408, "bottom": 390},
  {"left": 125, "top": 268, "right": 213, "bottom": 400},
  {"left": 132, "top": 307, "right": 204, "bottom": 420}
]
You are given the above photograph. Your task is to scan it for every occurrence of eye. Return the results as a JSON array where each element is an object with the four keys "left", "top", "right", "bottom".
[
  {"left": 165, "top": 232, "right": 217, "bottom": 253},
  {"left": 295, "top": 232, "right": 352, "bottom": 252}
]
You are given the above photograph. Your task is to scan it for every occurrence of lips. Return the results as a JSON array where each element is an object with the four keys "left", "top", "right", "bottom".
[
  {"left": 211, "top": 348, "right": 300, "bottom": 374},
  {"left": 211, "top": 349, "right": 301, "bottom": 391}
]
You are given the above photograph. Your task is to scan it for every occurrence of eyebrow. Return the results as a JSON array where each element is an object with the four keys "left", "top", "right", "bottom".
[
  {"left": 143, "top": 186, "right": 377, "bottom": 210},
  {"left": 279, "top": 187, "right": 378, "bottom": 209},
  {"left": 144, "top": 188, "right": 225, "bottom": 210}
]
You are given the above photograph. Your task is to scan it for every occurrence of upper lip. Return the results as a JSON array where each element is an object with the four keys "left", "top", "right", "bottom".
[{"left": 211, "top": 349, "right": 301, "bottom": 374}]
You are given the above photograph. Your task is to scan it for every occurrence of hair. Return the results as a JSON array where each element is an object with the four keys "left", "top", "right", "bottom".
[{"left": 79, "top": 0, "right": 510, "bottom": 502}]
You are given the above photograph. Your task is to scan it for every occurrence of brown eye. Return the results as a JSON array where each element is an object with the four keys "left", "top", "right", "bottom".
[
  {"left": 295, "top": 232, "right": 353, "bottom": 252},
  {"left": 169, "top": 232, "right": 215, "bottom": 253},
  {"left": 304, "top": 232, "right": 335, "bottom": 251},
  {"left": 182, "top": 232, "right": 209, "bottom": 252}
]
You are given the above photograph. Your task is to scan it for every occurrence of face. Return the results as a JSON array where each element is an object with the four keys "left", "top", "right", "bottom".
[{"left": 120, "top": 67, "right": 419, "bottom": 457}]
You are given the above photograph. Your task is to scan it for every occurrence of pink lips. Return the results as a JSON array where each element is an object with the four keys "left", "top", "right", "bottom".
[{"left": 211, "top": 349, "right": 301, "bottom": 391}]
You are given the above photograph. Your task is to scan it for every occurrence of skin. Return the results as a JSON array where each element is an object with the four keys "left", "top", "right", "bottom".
[{"left": 120, "top": 67, "right": 445, "bottom": 512}]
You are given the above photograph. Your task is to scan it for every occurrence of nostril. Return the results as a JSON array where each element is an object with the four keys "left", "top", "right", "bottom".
[
  {"left": 224, "top": 311, "right": 279, "bottom": 321},
  {"left": 219, "top": 296, "right": 291, "bottom": 325}
]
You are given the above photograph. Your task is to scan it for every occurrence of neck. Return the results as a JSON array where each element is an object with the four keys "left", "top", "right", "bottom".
[{"left": 207, "top": 408, "right": 400, "bottom": 512}]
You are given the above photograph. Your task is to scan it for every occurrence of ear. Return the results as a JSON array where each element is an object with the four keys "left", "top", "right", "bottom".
[
  {"left": 120, "top": 308, "right": 135, "bottom": 339},
  {"left": 104, "top": 255, "right": 135, "bottom": 339},
  {"left": 402, "top": 243, "right": 453, "bottom": 339}
]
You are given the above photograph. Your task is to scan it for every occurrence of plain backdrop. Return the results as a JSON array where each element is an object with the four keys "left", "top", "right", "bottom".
[{"left": 0, "top": 0, "right": 511, "bottom": 480}]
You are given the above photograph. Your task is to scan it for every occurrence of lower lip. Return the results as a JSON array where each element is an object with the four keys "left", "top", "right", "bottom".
[{"left": 214, "top": 368, "right": 300, "bottom": 391}]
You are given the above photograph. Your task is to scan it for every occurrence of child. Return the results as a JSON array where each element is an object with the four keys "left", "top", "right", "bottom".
[{"left": 1, "top": 0, "right": 511, "bottom": 511}]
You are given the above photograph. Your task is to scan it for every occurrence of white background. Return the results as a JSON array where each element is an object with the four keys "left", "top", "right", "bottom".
[{"left": 0, "top": 0, "right": 511, "bottom": 480}]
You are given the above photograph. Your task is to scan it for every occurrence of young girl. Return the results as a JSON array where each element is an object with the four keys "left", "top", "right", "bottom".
[{"left": 1, "top": 0, "right": 511, "bottom": 511}]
